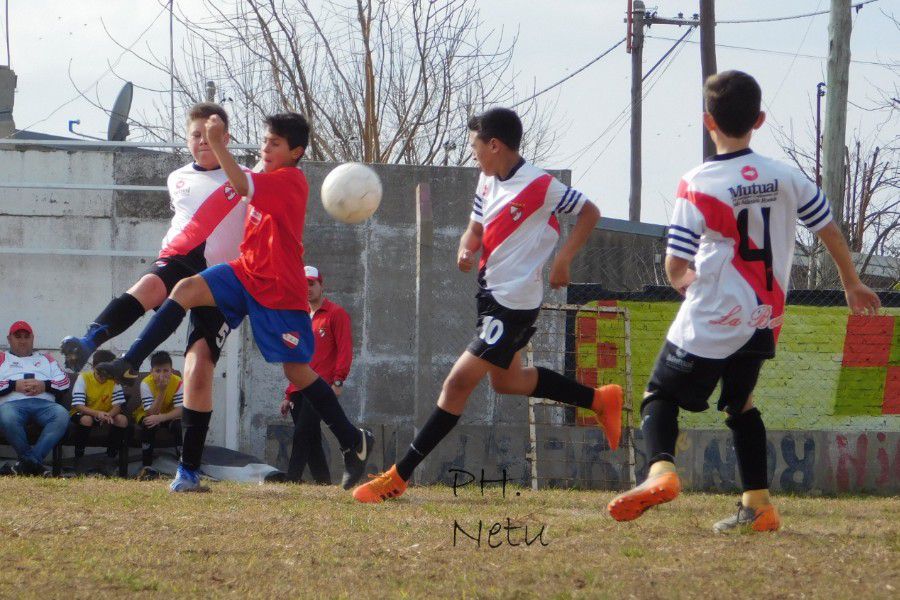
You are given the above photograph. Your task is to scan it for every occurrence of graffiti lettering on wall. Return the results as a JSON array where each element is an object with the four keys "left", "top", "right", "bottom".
[
  {"left": 700, "top": 430, "right": 900, "bottom": 493},
  {"left": 567, "top": 285, "right": 900, "bottom": 430}
]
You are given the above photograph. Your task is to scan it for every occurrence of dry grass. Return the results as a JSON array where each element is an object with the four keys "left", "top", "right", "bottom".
[{"left": 0, "top": 477, "right": 897, "bottom": 599}]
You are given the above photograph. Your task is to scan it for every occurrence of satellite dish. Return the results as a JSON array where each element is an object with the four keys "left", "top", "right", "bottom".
[{"left": 107, "top": 81, "right": 133, "bottom": 141}]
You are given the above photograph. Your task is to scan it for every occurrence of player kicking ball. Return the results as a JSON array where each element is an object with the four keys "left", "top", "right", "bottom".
[
  {"left": 98, "top": 112, "right": 374, "bottom": 492},
  {"left": 607, "top": 71, "right": 881, "bottom": 532},
  {"left": 353, "top": 108, "right": 623, "bottom": 503}
]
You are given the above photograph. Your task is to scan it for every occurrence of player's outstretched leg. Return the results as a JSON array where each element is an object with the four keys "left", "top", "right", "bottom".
[
  {"left": 283, "top": 364, "right": 374, "bottom": 489},
  {"left": 713, "top": 405, "right": 780, "bottom": 532},
  {"left": 608, "top": 393, "right": 682, "bottom": 521},
  {"left": 62, "top": 293, "right": 147, "bottom": 372}
]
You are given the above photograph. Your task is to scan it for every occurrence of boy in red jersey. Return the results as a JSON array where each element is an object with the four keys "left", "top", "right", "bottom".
[{"left": 99, "top": 113, "right": 374, "bottom": 492}]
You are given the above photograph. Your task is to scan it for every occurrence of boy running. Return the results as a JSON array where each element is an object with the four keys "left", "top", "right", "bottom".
[
  {"left": 607, "top": 71, "right": 881, "bottom": 531},
  {"left": 98, "top": 112, "right": 374, "bottom": 492},
  {"left": 353, "top": 107, "right": 623, "bottom": 503}
]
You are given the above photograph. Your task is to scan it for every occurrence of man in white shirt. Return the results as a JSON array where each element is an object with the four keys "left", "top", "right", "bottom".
[{"left": 0, "top": 321, "right": 70, "bottom": 475}]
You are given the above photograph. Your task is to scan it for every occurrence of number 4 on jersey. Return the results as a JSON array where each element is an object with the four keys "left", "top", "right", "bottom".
[{"left": 737, "top": 207, "right": 774, "bottom": 292}]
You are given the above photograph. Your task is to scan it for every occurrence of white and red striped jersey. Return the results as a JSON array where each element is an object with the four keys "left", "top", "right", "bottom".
[
  {"left": 665, "top": 148, "right": 832, "bottom": 358},
  {"left": 158, "top": 164, "right": 248, "bottom": 266},
  {"left": 471, "top": 160, "right": 593, "bottom": 310},
  {"left": 0, "top": 351, "right": 70, "bottom": 404}
]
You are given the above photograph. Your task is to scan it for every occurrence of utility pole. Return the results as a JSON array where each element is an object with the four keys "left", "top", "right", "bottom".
[
  {"left": 205, "top": 81, "right": 216, "bottom": 103},
  {"left": 628, "top": 0, "right": 645, "bottom": 222},
  {"left": 823, "top": 0, "right": 851, "bottom": 228},
  {"left": 626, "top": 3, "right": 700, "bottom": 221},
  {"left": 699, "top": 0, "right": 717, "bottom": 158}
]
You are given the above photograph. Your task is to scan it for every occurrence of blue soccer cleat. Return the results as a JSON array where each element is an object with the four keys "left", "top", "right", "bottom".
[
  {"left": 169, "top": 464, "right": 206, "bottom": 493},
  {"left": 60, "top": 336, "right": 96, "bottom": 373}
]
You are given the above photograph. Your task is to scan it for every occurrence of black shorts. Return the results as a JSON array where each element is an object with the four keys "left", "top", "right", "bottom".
[
  {"left": 147, "top": 245, "right": 229, "bottom": 364},
  {"left": 147, "top": 244, "right": 207, "bottom": 292},
  {"left": 465, "top": 291, "right": 539, "bottom": 369},
  {"left": 646, "top": 332, "right": 772, "bottom": 415}
]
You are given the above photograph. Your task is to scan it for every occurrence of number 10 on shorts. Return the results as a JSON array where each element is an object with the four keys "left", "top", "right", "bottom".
[{"left": 479, "top": 316, "right": 504, "bottom": 345}]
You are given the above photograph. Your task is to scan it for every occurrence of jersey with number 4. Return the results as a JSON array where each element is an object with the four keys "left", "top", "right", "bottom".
[
  {"left": 470, "top": 159, "right": 593, "bottom": 310},
  {"left": 665, "top": 149, "right": 832, "bottom": 359}
]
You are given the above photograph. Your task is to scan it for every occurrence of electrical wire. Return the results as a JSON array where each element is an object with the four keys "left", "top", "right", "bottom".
[
  {"left": 7, "top": 3, "right": 169, "bottom": 137},
  {"left": 715, "top": 0, "right": 879, "bottom": 24},
  {"left": 644, "top": 35, "right": 892, "bottom": 68},
  {"left": 511, "top": 37, "right": 625, "bottom": 108}
]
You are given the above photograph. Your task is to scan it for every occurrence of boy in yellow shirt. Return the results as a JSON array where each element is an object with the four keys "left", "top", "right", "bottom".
[
  {"left": 70, "top": 350, "right": 128, "bottom": 470},
  {"left": 134, "top": 351, "right": 183, "bottom": 468}
]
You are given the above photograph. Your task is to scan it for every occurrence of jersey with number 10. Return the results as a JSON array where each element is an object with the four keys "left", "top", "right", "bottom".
[{"left": 665, "top": 149, "right": 832, "bottom": 359}]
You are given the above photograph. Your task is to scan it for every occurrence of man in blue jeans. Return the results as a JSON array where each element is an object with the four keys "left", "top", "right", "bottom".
[{"left": 0, "top": 321, "right": 71, "bottom": 475}]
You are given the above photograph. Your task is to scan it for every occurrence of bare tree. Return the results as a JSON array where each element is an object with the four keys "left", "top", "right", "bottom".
[
  {"left": 99, "top": 0, "right": 557, "bottom": 165},
  {"left": 776, "top": 120, "right": 899, "bottom": 289}
]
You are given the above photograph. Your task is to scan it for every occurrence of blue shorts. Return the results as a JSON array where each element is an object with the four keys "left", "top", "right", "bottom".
[{"left": 200, "top": 264, "right": 314, "bottom": 364}]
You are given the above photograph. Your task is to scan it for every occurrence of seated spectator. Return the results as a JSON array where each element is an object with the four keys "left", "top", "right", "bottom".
[
  {"left": 0, "top": 321, "right": 70, "bottom": 475},
  {"left": 70, "top": 349, "right": 128, "bottom": 470},
  {"left": 134, "top": 351, "right": 183, "bottom": 467}
]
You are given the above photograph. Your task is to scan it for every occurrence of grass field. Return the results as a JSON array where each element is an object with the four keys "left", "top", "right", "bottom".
[{"left": 0, "top": 478, "right": 897, "bottom": 599}]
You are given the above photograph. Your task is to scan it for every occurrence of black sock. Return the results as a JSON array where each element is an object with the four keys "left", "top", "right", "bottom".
[
  {"left": 531, "top": 367, "right": 594, "bottom": 408},
  {"left": 87, "top": 293, "right": 146, "bottom": 347},
  {"left": 396, "top": 407, "right": 460, "bottom": 481},
  {"left": 107, "top": 425, "right": 125, "bottom": 457},
  {"left": 124, "top": 299, "right": 186, "bottom": 368},
  {"left": 726, "top": 407, "right": 768, "bottom": 491},
  {"left": 180, "top": 408, "right": 211, "bottom": 471},
  {"left": 641, "top": 396, "right": 679, "bottom": 466},
  {"left": 73, "top": 422, "right": 91, "bottom": 455},
  {"left": 299, "top": 377, "right": 359, "bottom": 451}
]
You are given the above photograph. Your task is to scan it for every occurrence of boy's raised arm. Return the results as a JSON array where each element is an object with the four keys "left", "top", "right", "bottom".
[{"left": 205, "top": 115, "right": 249, "bottom": 197}]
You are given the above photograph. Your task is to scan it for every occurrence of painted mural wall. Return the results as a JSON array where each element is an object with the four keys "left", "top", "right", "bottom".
[{"left": 569, "top": 288, "right": 900, "bottom": 431}]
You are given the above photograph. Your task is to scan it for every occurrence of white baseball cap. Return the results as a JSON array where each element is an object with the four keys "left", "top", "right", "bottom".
[{"left": 305, "top": 266, "right": 322, "bottom": 282}]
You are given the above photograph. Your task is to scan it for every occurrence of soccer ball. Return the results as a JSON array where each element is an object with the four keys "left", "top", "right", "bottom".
[{"left": 320, "top": 162, "right": 382, "bottom": 224}]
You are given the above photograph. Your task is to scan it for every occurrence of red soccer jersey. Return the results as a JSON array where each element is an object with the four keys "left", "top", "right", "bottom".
[
  {"left": 230, "top": 167, "right": 310, "bottom": 311},
  {"left": 285, "top": 298, "right": 353, "bottom": 396}
]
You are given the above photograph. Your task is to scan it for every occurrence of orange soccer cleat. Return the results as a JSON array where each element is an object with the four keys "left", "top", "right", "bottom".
[
  {"left": 713, "top": 502, "right": 781, "bottom": 533},
  {"left": 592, "top": 384, "right": 623, "bottom": 450},
  {"left": 352, "top": 465, "right": 408, "bottom": 504},
  {"left": 607, "top": 471, "right": 682, "bottom": 522}
]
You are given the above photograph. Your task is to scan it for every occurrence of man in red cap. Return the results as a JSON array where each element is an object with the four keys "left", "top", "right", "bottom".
[
  {"left": 0, "top": 321, "right": 71, "bottom": 475},
  {"left": 279, "top": 266, "right": 353, "bottom": 483}
]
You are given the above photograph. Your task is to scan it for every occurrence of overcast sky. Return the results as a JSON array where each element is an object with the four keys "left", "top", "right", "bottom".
[{"left": 4, "top": 0, "right": 898, "bottom": 225}]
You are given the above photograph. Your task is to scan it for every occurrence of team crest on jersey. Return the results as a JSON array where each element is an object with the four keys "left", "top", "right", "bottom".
[
  {"left": 249, "top": 207, "right": 263, "bottom": 225},
  {"left": 510, "top": 201, "right": 525, "bottom": 222},
  {"left": 176, "top": 179, "right": 185, "bottom": 189},
  {"left": 741, "top": 165, "right": 758, "bottom": 181},
  {"left": 282, "top": 332, "right": 300, "bottom": 349},
  {"left": 318, "top": 327, "right": 326, "bottom": 338},
  {"left": 223, "top": 185, "right": 238, "bottom": 202},
  {"left": 481, "top": 183, "right": 489, "bottom": 197}
]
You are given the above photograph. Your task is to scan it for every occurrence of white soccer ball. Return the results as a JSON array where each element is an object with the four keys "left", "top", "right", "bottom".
[{"left": 321, "top": 162, "right": 382, "bottom": 224}]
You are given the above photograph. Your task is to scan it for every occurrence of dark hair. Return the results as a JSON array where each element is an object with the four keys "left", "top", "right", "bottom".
[
  {"left": 150, "top": 351, "right": 173, "bottom": 368},
  {"left": 92, "top": 350, "right": 115, "bottom": 366},
  {"left": 467, "top": 108, "right": 523, "bottom": 151},
  {"left": 703, "top": 71, "right": 762, "bottom": 138},
  {"left": 188, "top": 102, "right": 229, "bottom": 129},
  {"left": 265, "top": 112, "right": 310, "bottom": 151}
]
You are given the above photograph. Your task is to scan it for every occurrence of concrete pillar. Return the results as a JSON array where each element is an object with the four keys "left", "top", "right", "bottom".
[{"left": 0, "top": 66, "right": 16, "bottom": 138}]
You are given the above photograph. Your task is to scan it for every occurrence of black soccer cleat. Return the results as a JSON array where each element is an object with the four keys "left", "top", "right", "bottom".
[
  {"left": 341, "top": 428, "right": 375, "bottom": 490},
  {"left": 95, "top": 357, "right": 140, "bottom": 385},
  {"left": 61, "top": 336, "right": 96, "bottom": 373}
]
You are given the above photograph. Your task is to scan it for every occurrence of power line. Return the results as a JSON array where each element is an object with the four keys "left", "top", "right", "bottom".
[
  {"left": 643, "top": 26, "right": 694, "bottom": 82},
  {"left": 769, "top": 0, "right": 823, "bottom": 107},
  {"left": 715, "top": 0, "right": 879, "bottom": 24},
  {"left": 576, "top": 27, "right": 694, "bottom": 183},
  {"left": 644, "top": 35, "right": 892, "bottom": 67},
  {"left": 511, "top": 37, "right": 625, "bottom": 108},
  {"left": 7, "top": 3, "right": 169, "bottom": 137}
]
